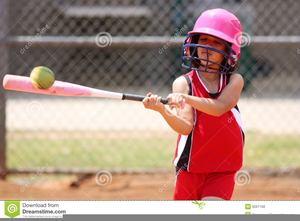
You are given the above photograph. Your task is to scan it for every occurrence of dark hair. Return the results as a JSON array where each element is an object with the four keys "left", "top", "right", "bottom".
[
  {"left": 189, "top": 34, "right": 238, "bottom": 73},
  {"left": 227, "top": 61, "right": 239, "bottom": 72}
]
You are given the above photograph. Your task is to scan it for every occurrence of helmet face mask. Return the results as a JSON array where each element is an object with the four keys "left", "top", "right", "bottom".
[
  {"left": 181, "top": 8, "right": 242, "bottom": 74},
  {"left": 182, "top": 33, "right": 237, "bottom": 74}
]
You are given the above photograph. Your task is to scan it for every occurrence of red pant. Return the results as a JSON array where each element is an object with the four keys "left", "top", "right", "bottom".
[{"left": 173, "top": 169, "right": 237, "bottom": 200}]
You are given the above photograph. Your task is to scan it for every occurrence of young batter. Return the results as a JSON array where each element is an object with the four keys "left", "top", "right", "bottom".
[{"left": 143, "top": 8, "right": 244, "bottom": 200}]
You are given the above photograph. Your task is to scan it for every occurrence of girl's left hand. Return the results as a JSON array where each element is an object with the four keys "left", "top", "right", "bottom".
[
  {"left": 142, "top": 92, "right": 165, "bottom": 113},
  {"left": 167, "top": 93, "right": 186, "bottom": 110}
]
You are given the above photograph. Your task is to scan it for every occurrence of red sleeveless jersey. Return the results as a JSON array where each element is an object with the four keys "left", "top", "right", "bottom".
[{"left": 173, "top": 70, "right": 244, "bottom": 173}]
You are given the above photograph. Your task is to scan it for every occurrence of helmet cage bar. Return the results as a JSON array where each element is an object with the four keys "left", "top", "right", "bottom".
[
  {"left": 182, "top": 45, "right": 232, "bottom": 73},
  {"left": 181, "top": 33, "right": 237, "bottom": 74}
]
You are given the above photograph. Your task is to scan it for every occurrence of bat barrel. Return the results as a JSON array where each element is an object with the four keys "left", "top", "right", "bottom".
[{"left": 3, "top": 74, "right": 122, "bottom": 98}]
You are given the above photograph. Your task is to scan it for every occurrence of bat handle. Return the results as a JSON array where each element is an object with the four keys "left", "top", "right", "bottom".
[{"left": 122, "top": 94, "right": 168, "bottom": 104}]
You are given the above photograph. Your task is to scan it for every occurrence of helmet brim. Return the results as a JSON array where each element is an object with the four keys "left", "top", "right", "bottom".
[{"left": 188, "top": 28, "right": 235, "bottom": 44}]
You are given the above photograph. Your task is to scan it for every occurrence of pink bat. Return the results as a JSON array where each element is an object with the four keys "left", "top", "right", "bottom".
[{"left": 3, "top": 74, "right": 168, "bottom": 104}]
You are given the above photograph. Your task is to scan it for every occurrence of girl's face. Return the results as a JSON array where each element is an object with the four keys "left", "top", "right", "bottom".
[{"left": 197, "top": 35, "right": 227, "bottom": 69}]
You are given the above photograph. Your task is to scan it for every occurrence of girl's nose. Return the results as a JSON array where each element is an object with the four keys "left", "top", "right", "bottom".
[{"left": 205, "top": 40, "right": 213, "bottom": 47}]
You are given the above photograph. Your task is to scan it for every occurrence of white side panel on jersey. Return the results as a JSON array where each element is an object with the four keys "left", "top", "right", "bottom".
[
  {"left": 218, "top": 74, "right": 223, "bottom": 92},
  {"left": 173, "top": 135, "right": 188, "bottom": 166},
  {"left": 231, "top": 108, "right": 243, "bottom": 130}
]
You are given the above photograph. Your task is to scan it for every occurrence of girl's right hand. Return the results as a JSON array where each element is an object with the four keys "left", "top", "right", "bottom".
[
  {"left": 167, "top": 93, "right": 186, "bottom": 110},
  {"left": 142, "top": 92, "right": 165, "bottom": 113}
]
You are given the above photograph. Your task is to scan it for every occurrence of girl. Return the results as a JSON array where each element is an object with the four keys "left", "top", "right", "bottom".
[{"left": 143, "top": 8, "right": 244, "bottom": 200}]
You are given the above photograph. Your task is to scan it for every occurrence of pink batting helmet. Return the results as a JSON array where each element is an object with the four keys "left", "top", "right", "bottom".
[
  {"left": 182, "top": 8, "right": 242, "bottom": 74},
  {"left": 190, "top": 8, "right": 242, "bottom": 59}
]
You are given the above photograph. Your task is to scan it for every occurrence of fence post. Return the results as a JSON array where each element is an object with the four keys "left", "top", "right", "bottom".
[{"left": 0, "top": 0, "right": 8, "bottom": 179}]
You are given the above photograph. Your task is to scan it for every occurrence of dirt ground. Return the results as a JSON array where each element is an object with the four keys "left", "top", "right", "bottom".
[{"left": 1, "top": 173, "right": 300, "bottom": 200}]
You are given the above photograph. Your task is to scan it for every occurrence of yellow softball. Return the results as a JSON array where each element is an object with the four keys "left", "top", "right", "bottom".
[{"left": 30, "top": 66, "right": 55, "bottom": 89}]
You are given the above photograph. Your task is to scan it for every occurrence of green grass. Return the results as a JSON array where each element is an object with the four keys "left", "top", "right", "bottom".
[
  {"left": 6, "top": 131, "right": 300, "bottom": 170},
  {"left": 7, "top": 133, "right": 177, "bottom": 170},
  {"left": 243, "top": 132, "right": 300, "bottom": 168}
]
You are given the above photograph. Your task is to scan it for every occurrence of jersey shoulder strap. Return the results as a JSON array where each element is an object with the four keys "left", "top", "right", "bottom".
[
  {"left": 183, "top": 75, "right": 193, "bottom": 96},
  {"left": 226, "top": 73, "right": 232, "bottom": 85}
]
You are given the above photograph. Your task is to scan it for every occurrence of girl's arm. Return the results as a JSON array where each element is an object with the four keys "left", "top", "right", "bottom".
[
  {"left": 142, "top": 76, "right": 194, "bottom": 135},
  {"left": 168, "top": 74, "right": 244, "bottom": 116}
]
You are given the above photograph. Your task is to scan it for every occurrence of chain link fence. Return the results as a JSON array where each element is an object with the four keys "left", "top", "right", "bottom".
[{"left": 2, "top": 0, "right": 300, "bottom": 174}]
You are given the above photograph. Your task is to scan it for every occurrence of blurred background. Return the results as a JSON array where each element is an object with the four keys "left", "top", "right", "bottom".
[{"left": 0, "top": 0, "right": 300, "bottom": 183}]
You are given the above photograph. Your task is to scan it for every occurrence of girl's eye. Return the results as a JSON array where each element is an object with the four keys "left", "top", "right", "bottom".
[
  {"left": 200, "top": 38, "right": 207, "bottom": 41},
  {"left": 215, "top": 41, "right": 221, "bottom": 44}
]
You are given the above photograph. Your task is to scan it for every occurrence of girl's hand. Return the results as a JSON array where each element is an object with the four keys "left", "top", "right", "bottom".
[
  {"left": 167, "top": 93, "right": 186, "bottom": 110},
  {"left": 142, "top": 92, "right": 165, "bottom": 113}
]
